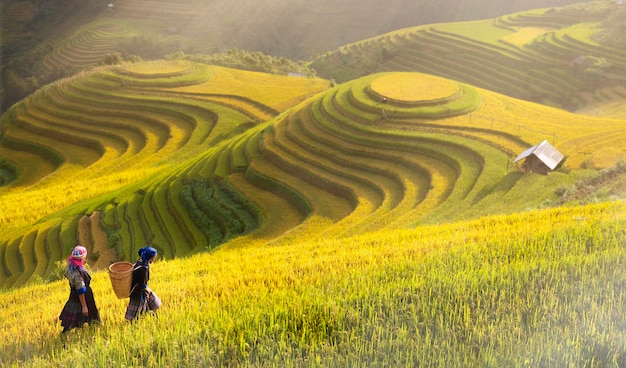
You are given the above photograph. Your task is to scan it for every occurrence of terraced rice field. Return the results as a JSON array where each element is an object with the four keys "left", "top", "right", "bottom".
[
  {"left": 2, "top": 2, "right": 626, "bottom": 365},
  {"left": 0, "top": 61, "right": 328, "bottom": 288},
  {"left": 38, "top": 0, "right": 247, "bottom": 72},
  {"left": 311, "top": 2, "right": 626, "bottom": 112},
  {"left": 43, "top": 21, "right": 138, "bottom": 70},
  {"left": 1, "top": 60, "right": 625, "bottom": 288},
  {"left": 0, "top": 1, "right": 36, "bottom": 42}
]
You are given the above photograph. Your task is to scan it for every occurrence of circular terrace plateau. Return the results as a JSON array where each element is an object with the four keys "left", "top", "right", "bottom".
[
  {"left": 369, "top": 72, "right": 460, "bottom": 104},
  {"left": 111, "top": 60, "right": 212, "bottom": 87},
  {"left": 118, "top": 60, "right": 197, "bottom": 78}
]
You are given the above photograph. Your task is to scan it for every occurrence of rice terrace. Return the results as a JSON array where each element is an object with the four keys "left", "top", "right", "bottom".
[{"left": 1, "top": 0, "right": 626, "bottom": 366}]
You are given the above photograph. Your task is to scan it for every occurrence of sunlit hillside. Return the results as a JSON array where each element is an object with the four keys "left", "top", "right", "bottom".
[
  {"left": 0, "top": 0, "right": 589, "bottom": 112},
  {"left": 2, "top": 1, "right": 626, "bottom": 366},
  {"left": 0, "top": 60, "right": 329, "bottom": 286},
  {"left": 2, "top": 60, "right": 626, "bottom": 289},
  {"left": 1, "top": 201, "right": 625, "bottom": 366},
  {"left": 311, "top": 0, "right": 626, "bottom": 113},
  {"left": 1, "top": 0, "right": 586, "bottom": 62}
]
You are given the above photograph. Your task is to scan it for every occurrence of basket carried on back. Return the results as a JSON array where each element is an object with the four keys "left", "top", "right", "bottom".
[{"left": 108, "top": 261, "right": 133, "bottom": 299}]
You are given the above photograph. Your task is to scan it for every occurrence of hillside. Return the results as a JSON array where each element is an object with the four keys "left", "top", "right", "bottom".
[
  {"left": 0, "top": 0, "right": 587, "bottom": 112},
  {"left": 1, "top": 1, "right": 626, "bottom": 365},
  {"left": 1, "top": 0, "right": 587, "bottom": 59},
  {"left": 0, "top": 61, "right": 328, "bottom": 284},
  {"left": 1, "top": 201, "right": 625, "bottom": 366},
  {"left": 2, "top": 60, "right": 626, "bottom": 289},
  {"left": 311, "top": 0, "right": 626, "bottom": 113}
]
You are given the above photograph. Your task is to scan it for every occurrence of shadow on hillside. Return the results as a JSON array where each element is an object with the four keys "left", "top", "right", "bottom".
[
  {"left": 209, "top": 122, "right": 256, "bottom": 146},
  {"left": 472, "top": 171, "right": 524, "bottom": 205}
]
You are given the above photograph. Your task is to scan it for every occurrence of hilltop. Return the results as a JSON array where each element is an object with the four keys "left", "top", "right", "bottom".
[
  {"left": 311, "top": 0, "right": 626, "bottom": 113},
  {"left": 1, "top": 0, "right": 586, "bottom": 112}
]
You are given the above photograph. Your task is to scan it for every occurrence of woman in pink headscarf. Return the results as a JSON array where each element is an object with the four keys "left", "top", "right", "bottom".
[{"left": 58, "top": 245, "right": 101, "bottom": 333}]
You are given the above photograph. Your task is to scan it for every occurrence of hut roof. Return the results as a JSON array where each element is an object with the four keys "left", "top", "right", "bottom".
[{"left": 514, "top": 140, "right": 564, "bottom": 170}]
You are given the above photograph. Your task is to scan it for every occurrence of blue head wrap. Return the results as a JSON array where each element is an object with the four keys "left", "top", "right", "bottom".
[{"left": 138, "top": 246, "right": 157, "bottom": 265}]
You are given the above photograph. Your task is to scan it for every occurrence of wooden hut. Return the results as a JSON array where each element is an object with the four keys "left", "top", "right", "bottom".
[{"left": 514, "top": 140, "right": 564, "bottom": 174}]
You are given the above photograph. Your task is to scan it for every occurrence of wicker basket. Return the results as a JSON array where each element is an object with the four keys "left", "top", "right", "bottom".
[{"left": 108, "top": 261, "right": 133, "bottom": 299}]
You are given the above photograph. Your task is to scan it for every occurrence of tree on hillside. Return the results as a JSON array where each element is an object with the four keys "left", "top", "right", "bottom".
[
  {"left": 99, "top": 53, "right": 123, "bottom": 66},
  {"left": 2, "top": 71, "right": 29, "bottom": 108},
  {"left": 576, "top": 55, "right": 611, "bottom": 87}
]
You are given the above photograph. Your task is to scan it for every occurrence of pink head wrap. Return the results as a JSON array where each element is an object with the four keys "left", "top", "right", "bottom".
[{"left": 67, "top": 245, "right": 87, "bottom": 270}]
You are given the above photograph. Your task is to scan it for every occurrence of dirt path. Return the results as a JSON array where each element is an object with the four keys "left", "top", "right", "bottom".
[{"left": 76, "top": 211, "right": 118, "bottom": 270}]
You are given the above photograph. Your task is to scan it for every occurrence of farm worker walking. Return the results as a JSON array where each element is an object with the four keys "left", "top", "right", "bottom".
[
  {"left": 59, "top": 245, "right": 101, "bottom": 333},
  {"left": 125, "top": 246, "right": 162, "bottom": 321}
]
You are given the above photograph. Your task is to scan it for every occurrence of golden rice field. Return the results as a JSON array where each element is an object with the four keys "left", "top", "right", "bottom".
[
  {"left": 121, "top": 59, "right": 194, "bottom": 75},
  {"left": 2, "top": 1, "right": 626, "bottom": 365},
  {"left": 42, "top": 20, "right": 140, "bottom": 70},
  {"left": 0, "top": 61, "right": 329, "bottom": 232},
  {"left": 311, "top": 1, "right": 626, "bottom": 113},
  {"left": 1, "top": 201, "right": 625, "bottom": 366},
  {"left": 369, "top": 72, "right": 459, "bottom": 103},
  {"left": 2, "top": 63, "right": 626, "bottom": 292},
  {"left": 499, "top": 26, "right": 555, "bottom": 47}
]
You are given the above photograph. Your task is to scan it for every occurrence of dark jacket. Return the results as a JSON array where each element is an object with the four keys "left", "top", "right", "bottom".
[{"left": 129, "top": 261, "right": 150, "bottom": 299}]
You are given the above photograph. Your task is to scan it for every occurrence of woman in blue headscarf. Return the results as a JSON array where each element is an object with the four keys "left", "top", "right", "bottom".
[{"left": 125, "top": 246, "right": 162, "bottom": 321}]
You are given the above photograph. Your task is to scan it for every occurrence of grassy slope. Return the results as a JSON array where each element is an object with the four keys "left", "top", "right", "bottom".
[
  {"left": 310, "top": 1, "right": 626, "bottom": 113},
  {"left": 1, "top": 201, "right": 625, "bottom": 366},
  {"left": 0, "top": 61, "right": 331, "bottom": 288},
  {"left": 0, "top": 0, "right": 595, "bottom": 113},
  {"left": 1, "top": 0, "right": 587, "bottom": 60},
  {"left": 1, "top": 1, "right": 626, "bottom": 365},
  {"left": 2, "top": 61, "right": 626, "bottom": 287}
]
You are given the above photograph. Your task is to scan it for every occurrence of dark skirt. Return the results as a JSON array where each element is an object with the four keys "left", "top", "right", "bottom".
[
  {"left": 59, "top": 287, "right": 100, "bottom": 329},
  {"left": 125, "top": 289, "right": 161, "bottom": 320}
]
